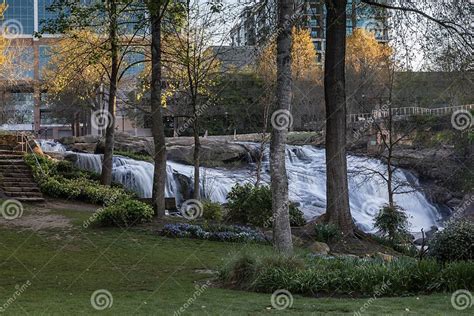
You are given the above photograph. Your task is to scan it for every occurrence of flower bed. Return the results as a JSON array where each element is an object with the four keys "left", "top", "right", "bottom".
[{"left": 160, "top": 223, "right": 268, "bottom": 243}]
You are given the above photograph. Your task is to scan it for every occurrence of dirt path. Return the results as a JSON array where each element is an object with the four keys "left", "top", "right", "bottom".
[{"left": 0, "top": 198, "right": 99, "bottom": 231}]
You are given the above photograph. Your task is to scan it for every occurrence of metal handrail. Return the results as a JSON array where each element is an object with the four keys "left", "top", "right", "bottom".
[{"left": 18, "top": 132, "right": 46, "bottom": 177}]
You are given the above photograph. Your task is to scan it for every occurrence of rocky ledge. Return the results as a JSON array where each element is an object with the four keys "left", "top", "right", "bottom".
[{"left": 60, "top": 133, "right": 260, "bottom": 167}]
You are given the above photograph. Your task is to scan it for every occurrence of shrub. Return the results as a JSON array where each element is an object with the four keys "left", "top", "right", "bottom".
[
  {"left": 219, "top": 253, "right": 474, "bottom": 296},
  {"left": 202, "top": 200, "right": 223, "bottom": 222},
  {"left": 429, "top": 220, "right": 474, "bottom": 262},
  {"left": 374, "top": 205, "right": 409, "bottom": 241},
  {"left": 314, "top": 223, "right": 341, "bottom": 243},
  {"left": 226, "top": 183, "right": 306, "bottom": 227},
  {"left": 24, "top": 154, "right": 132, "bottom": 205},
  {"left": 160, "top": 223, "right": 267, "bottom": 243},
  {"left": 95, "top": 199, "right": 153, "bottom": 227}
]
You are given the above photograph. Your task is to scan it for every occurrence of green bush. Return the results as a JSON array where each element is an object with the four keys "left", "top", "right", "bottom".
[
  {"left": 202, "top": 200, "right": 223, "bottom": 221},
  {"left": 374, "top": 205, "right": 409, "bottom": 241},
  {"left": 24, "top": 154, "right": 132, "bottom": 205},
  {"left": 314, "top": 223, "right": 341, "bottom": 243},
  {"left": 429, "top": 220, "right": 474, "bottom": 262},
  {"left": 219, "top": 252, "right": 474, "bottom": 296},
  {"left": 95, "top": 199, "right": 154, "bottom": 227},
  {"left": 226, "top": 183, "right": 306, "bottom": 227}
]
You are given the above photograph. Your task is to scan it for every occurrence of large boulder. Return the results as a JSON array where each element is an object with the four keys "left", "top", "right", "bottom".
[
  {"left": 308, "top": 241, "right": 330, "bottom": 255},
  {"left": 166, "top": 138, "right": 257, "bottom": 166}
]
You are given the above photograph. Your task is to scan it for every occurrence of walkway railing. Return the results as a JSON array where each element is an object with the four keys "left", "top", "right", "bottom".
[{"left": 348, "top": 104, "right": 474, "bottom": 123}]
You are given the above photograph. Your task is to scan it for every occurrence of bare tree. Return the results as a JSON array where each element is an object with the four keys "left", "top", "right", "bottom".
[
  {"left": 270, "top": 0, "right": 294, "bottom": 255},
  {"left": 323, "top": 0, "right": 354, "bottom": 235}
]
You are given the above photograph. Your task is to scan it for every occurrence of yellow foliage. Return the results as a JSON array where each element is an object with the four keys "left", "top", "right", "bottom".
[
  {"left": 346, "top": 28, "right": 392, "bottom": 73},
  {"left": 0, "top": 2, "right": 9, "bottom": 66},
  {"left": 257, "top": 27, "right": 321, "bottom": 83},
  {"left": 42, "top": 30, "right": 108, "bottom": 98}
]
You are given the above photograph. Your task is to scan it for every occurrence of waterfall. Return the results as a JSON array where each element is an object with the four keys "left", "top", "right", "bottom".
[
  {"left": 41, "top": 142, "right": 442, "bottom": 233},
  {"left": 38, "top": 139, "right": 66, "bottom": 153}
]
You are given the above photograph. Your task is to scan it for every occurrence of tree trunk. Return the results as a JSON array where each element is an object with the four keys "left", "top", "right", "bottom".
[
  {"left": 150, "top": 6, "right": 167, "bottom": 217},
  {"left": 100, "top": 0, "right": 118, "bottom": 186},
  {"left": 270, "top": 0, "right": 293, "bottom": 255},
  {"left": 193, "top": 116, "right": 200, "bottom": 199},
  {"left": 324, "top": 0, "right": 354, "bottom": 235}
]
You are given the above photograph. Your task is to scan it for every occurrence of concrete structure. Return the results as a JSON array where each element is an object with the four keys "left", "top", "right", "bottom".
[
  {"left": 0, "top": 0, "right": 72, "bottom": 137},
  {"left": 230, "top": 0, "right": 389, "bottom": 63},
  {"left": 0, "top": 0, "right": 148, "bottom": 138}
]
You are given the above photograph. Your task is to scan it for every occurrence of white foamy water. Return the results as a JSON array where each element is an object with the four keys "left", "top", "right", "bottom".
[
  {"left": 37, "top": 140, "right": 66, "bottom": 153},
  {"left": 40, "top": 141, "right": 442, "bottom": 233}
]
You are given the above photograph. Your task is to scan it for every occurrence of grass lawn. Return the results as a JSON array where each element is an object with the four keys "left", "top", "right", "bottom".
[{"left": 0, "top": 201, "right": 469, "bottom": 315}]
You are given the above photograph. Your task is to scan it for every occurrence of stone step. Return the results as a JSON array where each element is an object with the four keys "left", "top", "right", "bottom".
[
  {"left": 14, "top": 197, "right": 45, "bottom": 203},
  {"left": 2, "top": 173, "right": 34, "bottom": 179},
  {"left": 0, "top": 155, "right": 25, "bottom": 160},
  {"left": 5, "top": 191, "right": 43, "bottom": 198},
  {"left": 0, "top": 166, "right": 30, "bottom": 172},
  {"left": 0, "top": 177, "right": 36, "bottom": 183},
  {"left": 3, "top": 187, "right": 40, "bottom": 193},
  {"left": 0, "top": 150, "right": 25, "bottom": 155},
  {"left": 1, "top": 183, "right": 39, "bottom": 188},
  {"left": 0, "top": 159, "right": 26, "bottom": 165}
]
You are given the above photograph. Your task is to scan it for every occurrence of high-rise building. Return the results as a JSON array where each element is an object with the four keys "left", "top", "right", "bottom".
[
  {"left": 0, "top": 0, "right": 65, "bottom": 136},
  {"left": 230, "top": 0, "right": 389, "bottom": 63},
  {"left": 0, "top": 1, "right": 147, "bottom": 137}
]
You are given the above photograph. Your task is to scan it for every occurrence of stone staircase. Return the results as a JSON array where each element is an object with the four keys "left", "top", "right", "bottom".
[{"left": 0, "top": 150, "right": 45, "bottom": 203}]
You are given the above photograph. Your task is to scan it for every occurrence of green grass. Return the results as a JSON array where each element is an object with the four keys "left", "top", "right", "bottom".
[{"left": 0, "top": 205, "right": 470, "bottom": 315}]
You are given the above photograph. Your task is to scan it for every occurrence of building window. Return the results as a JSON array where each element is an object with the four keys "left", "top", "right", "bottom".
[
  {"left": 7, "top": 93, "right": 34, "bottom": 124},
  {"left": 39, "top": 45, "right": 52, "bottom": 79},
  {"left": 38, "top": 0, "right": 58, "bottom": 33},
  {"left": 3, "top": 0, "right": 35, "bottom": 35}
]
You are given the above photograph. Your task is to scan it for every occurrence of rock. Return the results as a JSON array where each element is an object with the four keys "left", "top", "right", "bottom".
[
  {"left": 292, "top": 235, "right": 304, "bottom": 247},
  {"left": 308, "top": 241, "right": 330, "bottom": 254},
  {"left": 166, "top": 138, "right": 257, "bottom": 167},
  {"left": 446, "top": 198, "right": 462, "bottom": 208},
  {"left": 375, "top": 252, "right": 394, "bottom": 262},
  {"left": 70, "top": 142, "right": 98, "bottom": 153}
]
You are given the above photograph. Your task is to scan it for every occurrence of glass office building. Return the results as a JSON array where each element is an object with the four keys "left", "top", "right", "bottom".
[{"left": 0, "top": 0, "right": 59, "bottom": 131}]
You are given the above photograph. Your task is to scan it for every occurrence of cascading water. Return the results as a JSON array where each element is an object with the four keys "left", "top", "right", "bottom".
[
  {"left": 39, "top": 141, "right": 442, "bottom": 233},
  {"left": 37, "top": 139, "right": 66, "bottom": 153}
]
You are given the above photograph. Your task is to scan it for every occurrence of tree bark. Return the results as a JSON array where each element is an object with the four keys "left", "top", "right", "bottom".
[
  {"left": 100, "top": 0, "right": 118, "bottom": 186},
  {"left": 150, "top": 5, "right": 167, "bottom": 217},
  {"left": 324, "top": 0, "right": 354, "bottom": 235},
  {"left": 270, "top": 0, "right": 293, "bottom": 255},
  {"left": 192, "top": 117, "right": 200, "bottom": 199}
]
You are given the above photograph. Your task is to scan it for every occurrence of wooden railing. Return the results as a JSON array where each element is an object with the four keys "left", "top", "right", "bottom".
[{"left": 348, "top": 104, "right": 474, "bottom": 123}]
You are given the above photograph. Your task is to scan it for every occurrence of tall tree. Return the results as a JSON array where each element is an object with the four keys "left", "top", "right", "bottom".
[
  {"left": 270, "top": 0, "right": 294, "bottom": 254},
  {"left": 44, "top": 0, "right": 149, "bottom": 185},
  {"left": 164, "top": 0, "right": 223, "bottom": 200},
  {"left": 324, "top": 0, "right": 354, "bottom": 235},
  {"left": 147, "top": 0, "right": 171, "bottom": 217}
]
